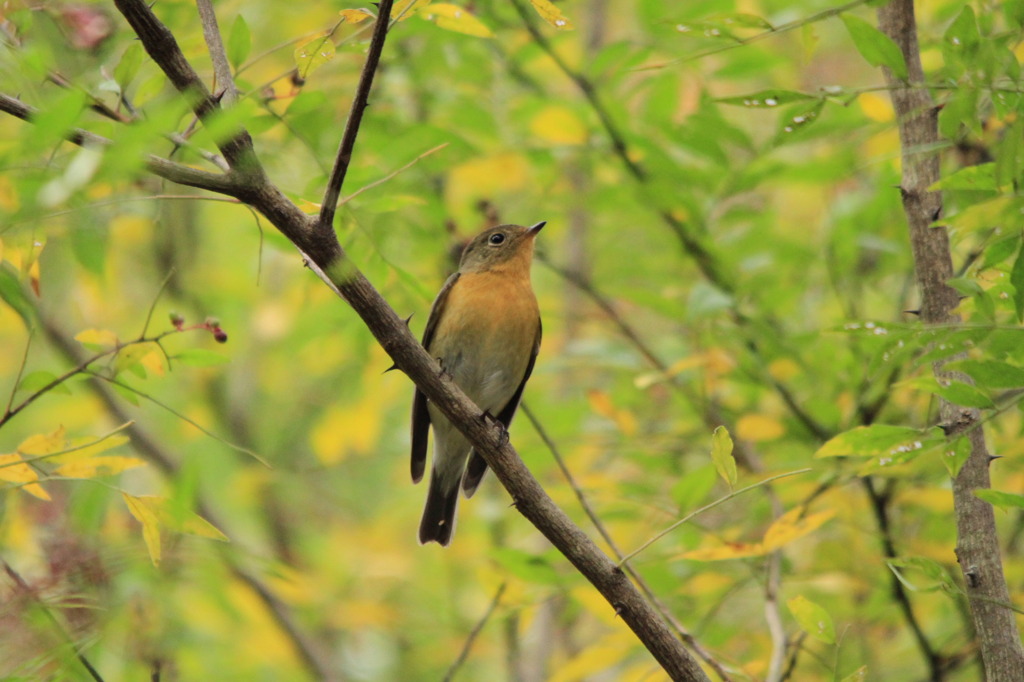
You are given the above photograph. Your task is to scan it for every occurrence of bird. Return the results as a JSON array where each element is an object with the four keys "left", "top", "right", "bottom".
[{"left": 411, "top": 221, "right": 545, "bottom": 546}]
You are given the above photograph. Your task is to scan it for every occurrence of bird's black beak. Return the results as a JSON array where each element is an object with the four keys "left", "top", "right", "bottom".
[{"left": 527, "top": 221, "right": 546, "bottom": 236}]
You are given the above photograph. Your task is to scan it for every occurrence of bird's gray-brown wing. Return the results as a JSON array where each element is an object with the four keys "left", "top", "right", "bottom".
[
  {"left": 462, "top": 319, "right": 541, "bottom": 496},
  {"left": 411, "top": 272, "right": 461, "bottom": 484}
]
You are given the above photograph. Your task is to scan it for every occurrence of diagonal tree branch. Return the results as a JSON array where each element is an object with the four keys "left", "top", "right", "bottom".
[
  {"left": 317, "top": 6, "right": 394, "bottom": 231},
  {"left": 1, "top": 2, "right": 717, "bottom": 678},
  {"left": 877, "top": 2, "right": 1024, "bottom": 679}
]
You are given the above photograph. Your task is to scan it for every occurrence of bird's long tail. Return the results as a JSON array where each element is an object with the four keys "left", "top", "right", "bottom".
[{"left": 418, "top": 470, "right": 460, "bottom": 546}]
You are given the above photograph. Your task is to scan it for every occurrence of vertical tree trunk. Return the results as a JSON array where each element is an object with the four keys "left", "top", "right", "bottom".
[{"left": 877, "top": 2, "right": 1024, "bottom": 679}]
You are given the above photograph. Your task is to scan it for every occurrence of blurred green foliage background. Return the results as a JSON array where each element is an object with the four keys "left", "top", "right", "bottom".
[{"left": 1, "top": 0, "right": 1023, "bottom": 679}]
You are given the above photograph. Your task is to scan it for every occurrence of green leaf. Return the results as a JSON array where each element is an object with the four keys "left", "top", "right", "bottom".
[
  {"left": 710, "top": 426, "right": 737, "bottom": 487},
  {"left": 671, "top": 464, "right": 718, "bottom": 511},
  {"left": 0, "top": 263, "right": 35, "bottom": 328},
  {"left": 17, "top": 370, "right": 70, "bottom": 396},
  {"left": 941, "top": 436, "right": 971, "bottom": 478},
  {"left": 491, "top": 547, "right": 563, "bottom": 585},
  {"left": 227, "top": 15, "right": 251, "bottom": 70},
  {"left": 934, "top": 380, "right": 994, "bottom": 409},
  {"left": 943, "top": 6, "right": 980, "bottom": 59},
  {"left": 1012, "top": 239, "right": 1024, "bottom": 323},
  {"left": 294, "top": 33, "right": 336, "bottom": 80},
  {"left": 717, "top": 90, "right": 816, "bottom": 108},
  {"left": 840, "top": 14, "right": 908, "bottom": 80},
  {"left": 929, "top": 163, "right": 998, "bottom": 192},
  {"left": 974, "top": 489, "right": 1024, "bottom": 510},
  {"left": 815, "top": 424, "right": 938, "bottom": 459},
  {"left": 174, "top": 349, "right": 230, "bottom": 367},
  {"left": 840, "top": 667, "right": 868, "bottom": 682},
  {"left": 786, "top": 595, "right": 836, "bottom": 644},
  {"left": 888, "top": 557, "right": 956, "bottom": 593},
  {"left": 946, "top": 359, "right": 1024, "bottom": 389},
  {"left": 114, "top": 43, "right": 144, "bottom": 88}
]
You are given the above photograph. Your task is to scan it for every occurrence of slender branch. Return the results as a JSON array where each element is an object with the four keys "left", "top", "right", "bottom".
[
  {"left": 522, "top": 404, "right": 733, "bottom": 681},
  {"left": 636, "top": 0, "right": 870, "bottom": 71},
  {"left": 862, "top": 477, "right": 944, "bottom": 680},
  {"left": 2, "top": 559, "right": 106, "bottom": 682},
  {"left": 0, "top": 93, "right": 240, "bottom": 194},
  {"left": 318, "top": 2, "right": 394, "bottom": 230},
  {"left": 196, "top": 0, "right": 239, "bottom": 106},
  {"left": 443, "top": 582, "right": 506, "bottom": 682},
  {"left": 30, "top": 307, "right": 337, "bottom": 680},
  {"left": 617, "top": 469, "right": 810, "bottom": 566},
  {"left": 112, "top": 0, "right": 254, "bottom": 169},
  {"left": 877, "top": 2, "right": 1024, "bottom": 679},
  {"left": 71, "top": 2, "right": 714, "bottom": 676}
]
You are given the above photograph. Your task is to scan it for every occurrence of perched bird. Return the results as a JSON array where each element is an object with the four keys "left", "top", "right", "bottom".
[{"left": 411, "top": 222, "right": 545, "bottom": 546}]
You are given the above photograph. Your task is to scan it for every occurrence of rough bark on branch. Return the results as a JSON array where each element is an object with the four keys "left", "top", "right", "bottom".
[{"left": 877, "top": 2, "right": 1024, "bottom": 679}]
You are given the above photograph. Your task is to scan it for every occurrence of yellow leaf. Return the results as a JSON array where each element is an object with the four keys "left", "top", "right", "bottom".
[
  {"left": 140, "top": 349, "right": 166, "bottom": 377},
  {"left": 420, "top": 3, "right": 492, "bottom": 37},
  {"left": 530, "top": 0, "right": 574, "bottom": 30},
  {"left": 56, "top": 455, "right": 145, "bottom": 478},
  {"left": 768, "top": 358, "right": 799, "bottom": 381},
  {"left": 18, "top": 426, "right": 68, "bottom": 455},
  {"left": 123, "top": 493, "right": 162, "bottom": 565},
  {"left": 0, "top": 453, "right": 50, "bottom": 500},
  {"left": 114, "top": 342, "right": 159, "bottom": 376},
  {"left": 392, "top": 0, "right": 430, "bottom": 20},
  {"left": 294, "top": 33, "right": 336, "bottom": 79},
  {"left": 858, "top": 92, "right": 894, "bottom": 122},
  {"left": 762, "top": 508, "right": 835, "bottom": 551},
  {"left": 530, "top": 105, "right": 587, "bottom": 145},
  {"left": 339, "top": 8, "right": 374, "bottom": 23},
  {"left": 445, "top": 152, "right": 529, "bottom": 213},
  {"left": 710, "top": 425, "right": 737, "bottom": 487},
  {"left": 736, "top": 414, "right": 785, "bottom": 442},
  {"left": 550, "top": 632, "right": 633, "bottom": 682},
  {"left": 681, "top": 541, "right": 766, "bottom": 561},
  {"left": 586, "top": 390, "right": 637, "bottom": 436},
  {"left": 75, "top": 328, "right": 118, "bottom": 350},
  {"left": 310, "top": 401, "right": 382, "bottom": 464}
]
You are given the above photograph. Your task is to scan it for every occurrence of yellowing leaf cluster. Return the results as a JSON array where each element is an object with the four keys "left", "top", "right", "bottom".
[
  {"left": 420, "top": 4, "right": 493, "bottom": 38},
  {"left": 682, "top": 507, "right": 835, "bottom": 561}
]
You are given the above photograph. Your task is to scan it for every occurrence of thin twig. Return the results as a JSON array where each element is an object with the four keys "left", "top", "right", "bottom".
[
  {"left": 635, "top": 0, "right": 870, "bottom": 71},
  {"left": 196, "top": 0, "right": 239, "bottom": 105},
  {"left": 340, "top": 143, "right": 448, "bottom": 206},
  {"left": 30, "top": 308, "right": 336, "bottom": 679},
  {"left": 618, "top": 469, "right": 811, "bottom": 566},
  {"left": 521, "top": 403, "right": 734, "bottom": 681},
  {"left": 318, "top": 2, "right": 395, "bottom": 230},
  {"left": 2, "top": 560, "right": 106, "bottom": 682},
  {"left": 0, "top": 93, "right": 240, "bottom": 193},
  {"left": 443, "top": 582, "right": 507, "bottom": 682},
  {"left": 4, "top": 329, "right": 34, "bottom": 418},
  {"left": 862, "top": 477, "right": 945, "bottom": 679}
]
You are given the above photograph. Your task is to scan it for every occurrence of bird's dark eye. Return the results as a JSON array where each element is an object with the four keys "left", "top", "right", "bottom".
[{"left": 488, "top": 233, "right": 506, "bottom": 245}]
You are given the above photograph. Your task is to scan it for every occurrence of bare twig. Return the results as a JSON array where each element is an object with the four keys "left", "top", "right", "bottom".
[
  {"left": 0, "top": 93, "right": 240, "bottom": 193},
  {"left": 30, "top": 308, "right": 337, "bottom": 680},
  {"left": 112, "top": 0, "right": 254, "bottom": 169},
  {"left": 522, "top": 404, "right": 734, "bottom": 681},
  {"left": 877, "top": 2, "right": 1024, "bottom": 679},
  {"left": 318, "top": 3, "right": 394, "bottom": 230},
  {"left": 862, "top": 477, "right": 945, "bottom": 679},
  {"left": 196, "top": 0, "right": 239, "bottom": 105},
  {"left": 2, "top": 559, "right": 106, "bottom": 682},
  {"left": 443, "top": 583, "right": 507, "bottom": 682}
]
